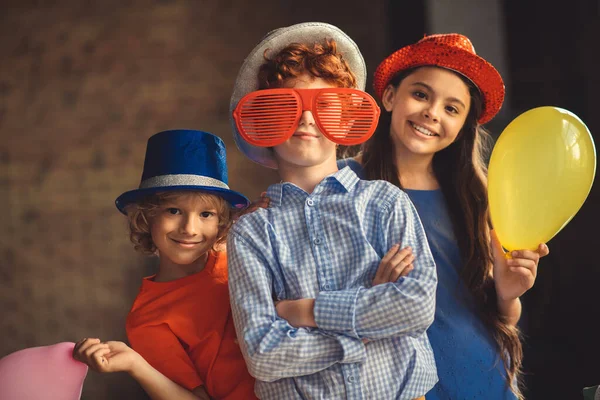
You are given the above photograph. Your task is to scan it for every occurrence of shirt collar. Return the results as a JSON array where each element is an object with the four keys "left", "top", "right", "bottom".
[{"left": 266, "top": 166, "right": 360, "bottom": 206}]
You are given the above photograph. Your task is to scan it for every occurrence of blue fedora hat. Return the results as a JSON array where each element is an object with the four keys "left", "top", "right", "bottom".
[{"left": 115, "top": 129, "right": 249, "bottom": 214}]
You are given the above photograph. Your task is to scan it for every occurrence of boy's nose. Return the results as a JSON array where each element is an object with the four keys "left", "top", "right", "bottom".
[
  {"left": 298, "top": 110, "right": 316, "bottom": 126},
  {"left": 180, "top": 216, "right": 198, "bottom": 235}
]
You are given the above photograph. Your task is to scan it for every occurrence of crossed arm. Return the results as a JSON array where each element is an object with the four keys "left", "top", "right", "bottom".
[
  {"left": 279, "top": 232, "right": 550, "bottom": 331},
  {"left": 227, "top": 196, "right": 437, "bottom": 381},
  {"left": 274, "top": 201, "right": 437, "bottom": 340},
  {"left": 276, "top": 243, "right": 416, "bottom": 329},
  {"left": 227, "top": 233, "right": 367, "bottom": 382}
]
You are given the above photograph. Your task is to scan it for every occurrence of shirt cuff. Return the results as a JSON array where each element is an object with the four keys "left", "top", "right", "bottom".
[
  {"left": 336, "top": 333, "right": 366, "bottom": 364},
  {"left": 314, "top": 288, "right": 360, "bottom": 337}
]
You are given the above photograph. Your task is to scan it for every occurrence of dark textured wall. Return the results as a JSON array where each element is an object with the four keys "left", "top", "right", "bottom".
[
  {"left": 503, "top": 2, "right": 600, "bottom": 399},
  {"left": 0, "top": 1, "right": 388, "bottom": 399}
]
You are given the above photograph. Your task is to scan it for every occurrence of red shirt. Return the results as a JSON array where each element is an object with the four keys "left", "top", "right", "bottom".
[{"left": 126, "top": 251, "right": 256, "bottom": 399}]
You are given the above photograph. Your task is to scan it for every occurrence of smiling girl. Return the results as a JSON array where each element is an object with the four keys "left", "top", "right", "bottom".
[{"left": 339, "top": 34, "right": 549, "bottom": 399}]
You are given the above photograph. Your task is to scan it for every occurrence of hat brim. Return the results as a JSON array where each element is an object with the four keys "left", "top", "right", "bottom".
[
  {"left": 373, "top": 41, "right": 505, "bottom": 124},
  {"left": 230, "top": 22, "right": 367, "bottom": 169},
  {"left": 115, "top": 186, "right": 250, "bottom": 214}
]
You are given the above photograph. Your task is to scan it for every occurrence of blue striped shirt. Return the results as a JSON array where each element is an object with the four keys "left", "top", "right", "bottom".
[{"left": 227, "top": 167, "right": 438, "bottom": 399}]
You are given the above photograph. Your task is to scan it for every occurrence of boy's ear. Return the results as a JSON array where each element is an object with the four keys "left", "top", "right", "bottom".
[{"left": 381, "top": 85, "right": 397, "bottom": 113}]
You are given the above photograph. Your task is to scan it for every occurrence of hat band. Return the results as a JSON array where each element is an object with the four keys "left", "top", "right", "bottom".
[{"left": 139, "top": 174, "right": 230, "bottom": 190}]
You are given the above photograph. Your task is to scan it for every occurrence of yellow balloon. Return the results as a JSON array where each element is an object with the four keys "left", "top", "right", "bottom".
[{"left": 488, "top": 106, "right": 596, "bottom": 251}]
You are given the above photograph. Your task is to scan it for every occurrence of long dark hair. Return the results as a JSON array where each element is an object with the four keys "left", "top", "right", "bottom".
[{"left": 360, "top": 67, "right": 524, "bottom": 399}]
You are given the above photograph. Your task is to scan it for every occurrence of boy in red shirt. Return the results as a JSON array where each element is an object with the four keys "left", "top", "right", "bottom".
[{"left": 73, "top": 129, "right": 256, "bottom": 400}]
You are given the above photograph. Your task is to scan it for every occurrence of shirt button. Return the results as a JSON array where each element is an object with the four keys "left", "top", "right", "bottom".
[
  {"left": 306, "top": 199, "right": 314, "bottom": 206},
  {"left": 313, "top": 237, "right": 322, "bottom": 245},
  {"left": 324, "top": 284, "right": 331, "bottom": 290},
  {"left": 347, "top": 375, "right": 355, "bottom": 383}
]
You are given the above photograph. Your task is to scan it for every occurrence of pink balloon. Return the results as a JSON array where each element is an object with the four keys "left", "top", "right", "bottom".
[{"left": 0, "top": 342, "right": 88, "bottom": 400}]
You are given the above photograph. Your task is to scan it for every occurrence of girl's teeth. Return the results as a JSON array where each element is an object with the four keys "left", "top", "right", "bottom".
[{"left": 412, "top": 123, "right": 435, "bottom": 136}]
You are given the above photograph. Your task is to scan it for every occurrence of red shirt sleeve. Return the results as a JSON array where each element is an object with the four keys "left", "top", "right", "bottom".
[{"left": 127, "top": 323, "right": 203, "bottom": 391}]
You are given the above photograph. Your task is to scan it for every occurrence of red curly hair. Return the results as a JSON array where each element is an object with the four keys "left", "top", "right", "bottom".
[{"left": 258, "top": 39, "right": 357, "bottom": 89}]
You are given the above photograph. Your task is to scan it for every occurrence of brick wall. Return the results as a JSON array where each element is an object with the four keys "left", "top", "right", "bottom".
[{"left": 0, "top": 1, "right": 388, "bottom": 398}]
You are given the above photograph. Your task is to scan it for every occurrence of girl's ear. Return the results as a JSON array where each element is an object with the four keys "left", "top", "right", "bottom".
[{"left": 381, "top": 84, "right": 397, "bottom": 113}]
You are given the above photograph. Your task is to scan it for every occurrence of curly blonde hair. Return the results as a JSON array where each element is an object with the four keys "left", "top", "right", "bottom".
[{"left": 123, "top": 191, "right": 233, "bottom": 255}]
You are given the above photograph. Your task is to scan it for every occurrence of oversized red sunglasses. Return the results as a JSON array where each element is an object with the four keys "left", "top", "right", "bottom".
[{"left": 233, "top": 88, "right": 381, "bottom": 147}]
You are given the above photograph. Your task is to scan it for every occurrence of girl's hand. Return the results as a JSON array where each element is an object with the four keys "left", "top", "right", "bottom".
[
  {"left": 247, "top": 191, "right": 270, "bottom": 212},
  {"left": 72, "top": 338, "right": 141, "bottom": 374},
  {"left": 491, "top": 230, "right": 550, "bottom": 301},
  {"left": 234, "top": 192, "right": 270, "bottom": 221},
  {"left": 373, "top": 244, "right": 415, "bottom": 286}
]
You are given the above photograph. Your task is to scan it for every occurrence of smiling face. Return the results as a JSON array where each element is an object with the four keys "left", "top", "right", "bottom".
[
  {"left": 382, "top": 66, "right": 471, "bottom": 160},
  {"left": 149, "top": 192, "right": 224, "bottom": 274},
  {"left": 272, "top": 73, "right": 339, "bottom": 169}
]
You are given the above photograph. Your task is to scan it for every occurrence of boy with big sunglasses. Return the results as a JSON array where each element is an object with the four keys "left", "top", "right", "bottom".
[{"left": 227, "top": 22, "right": 438, "bottom": 400}]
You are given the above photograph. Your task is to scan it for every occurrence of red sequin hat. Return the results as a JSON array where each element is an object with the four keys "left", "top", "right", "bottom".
[{"left": 373, "top": 33, "right": 505, "bottom": 124}]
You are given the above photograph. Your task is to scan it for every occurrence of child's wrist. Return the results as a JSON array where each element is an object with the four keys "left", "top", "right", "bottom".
[
  {"left": 497, "top": 296, "right": 520, "bottom": 317},
  {"left": 496, "top": 288, "right": 516, "bottom": 302},
  {"left": 127, "top": 351, "right": 147, "bottom": 376},
  {"left": 304, "top": 298, "right": 317, "bottom": 327}
]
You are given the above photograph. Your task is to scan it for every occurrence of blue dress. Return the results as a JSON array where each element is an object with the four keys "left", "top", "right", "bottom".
[{"left": 338, "top": 158, "right": 517, "bottom": 400}]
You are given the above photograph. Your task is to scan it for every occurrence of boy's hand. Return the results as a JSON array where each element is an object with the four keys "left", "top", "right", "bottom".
[
  {"left": 72, "top": 338, "right": 142, "bottom": 374},
  {"left": 373, "top": 244, "right": 414, "bottom": 286},
  {"left": 275, "top": 299, "right": 316, "bottom": 328}
]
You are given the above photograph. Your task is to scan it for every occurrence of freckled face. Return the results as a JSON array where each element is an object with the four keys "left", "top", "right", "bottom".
[{"left": 272, "top": 73, "right": 338, "bottom": 168}]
